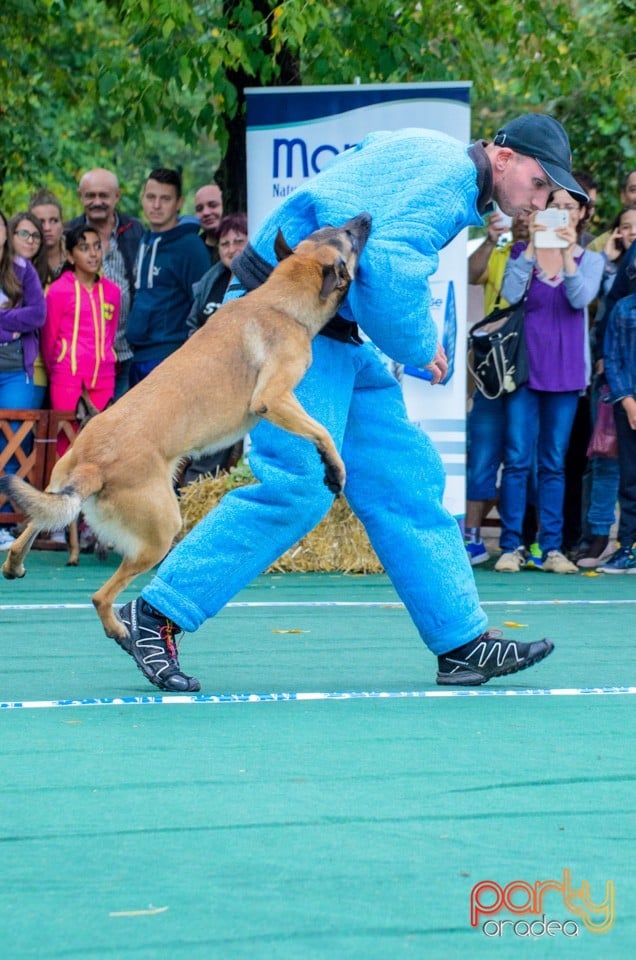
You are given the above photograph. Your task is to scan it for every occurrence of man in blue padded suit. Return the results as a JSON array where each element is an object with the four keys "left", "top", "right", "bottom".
[{"left": 116, "top": 114, "right": 586, "bottom": 692}]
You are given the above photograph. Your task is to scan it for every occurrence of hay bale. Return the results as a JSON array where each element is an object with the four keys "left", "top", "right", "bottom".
[{"left": 178, "top": 464, "right": 383, "bottom": 574}]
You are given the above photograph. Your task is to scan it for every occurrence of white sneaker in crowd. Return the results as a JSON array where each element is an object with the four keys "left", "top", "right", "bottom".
[
  {"left": 542, "top": 550, "right": 579, "bottom": 574},
  {"left": 494, "top": 547, "right": 526, "bottom": 572},
  {"left": 0, "top": 527, "right": 16, "bottom": 550}
]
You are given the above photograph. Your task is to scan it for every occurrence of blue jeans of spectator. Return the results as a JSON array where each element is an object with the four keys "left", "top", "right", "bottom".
[
  {"left": 467, "top": 389, "right": 538, "bottom": 524},
  {"left": 498, "top": 386, "right": 579, "bottom": 554},
  {"left": 466, "top": 390, "right": 504, "bottom": 501},
  {"left": 0, "top": 370, "right": 35, "bottom": 523}
]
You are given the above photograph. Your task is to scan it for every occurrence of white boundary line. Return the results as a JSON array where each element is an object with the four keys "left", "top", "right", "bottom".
[
  {"left": 2, "top": 599, "right": 636, "bottom": 612},
  {"left": 2, "top": 687, "right": 636, "bottom": 710}
]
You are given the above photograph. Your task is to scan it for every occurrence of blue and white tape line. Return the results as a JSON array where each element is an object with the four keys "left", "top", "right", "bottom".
[
  {"left": 2, "top": 687, "right": 636, "bottom": 710},
  {"left": 2, "top": 599, "right": 636, "bottom": 612}
]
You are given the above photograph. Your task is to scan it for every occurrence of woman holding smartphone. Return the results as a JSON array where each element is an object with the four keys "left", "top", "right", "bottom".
[{"left": 493, "top": 187, "right": 604, "bottom": 573}]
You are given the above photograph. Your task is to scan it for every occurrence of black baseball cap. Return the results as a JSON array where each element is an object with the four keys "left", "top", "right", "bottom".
[{"left": 493, "top": 114, "right": 588, "bottom": 203}]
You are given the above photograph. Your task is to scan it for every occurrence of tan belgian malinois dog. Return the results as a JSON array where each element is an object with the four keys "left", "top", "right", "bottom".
[{"left": 0, "top": 212, "right": 371, "bottom": 641}]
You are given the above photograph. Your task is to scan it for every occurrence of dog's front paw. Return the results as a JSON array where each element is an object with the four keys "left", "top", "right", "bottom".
[
  {"left": 105, "top": 619, "right": 131, "bottom": 646},
  {"left": 322, "top": 460, "right": 346, "bottom": 497}
]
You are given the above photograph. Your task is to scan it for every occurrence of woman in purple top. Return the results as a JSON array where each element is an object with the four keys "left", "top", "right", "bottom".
[
  {"left": 495, "top": 188, "right": 604, "bottom": 573},
  {"left": 0, "top": 209, "right": 46, "bottom": 549}
]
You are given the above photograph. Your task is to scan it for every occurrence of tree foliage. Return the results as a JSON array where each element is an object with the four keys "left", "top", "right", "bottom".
[
  {"left": 1, "top": 0, "right": 634, "bottom": 219},
  {"left": 0, "top": 0, "right": 216, "bottom": 214}
]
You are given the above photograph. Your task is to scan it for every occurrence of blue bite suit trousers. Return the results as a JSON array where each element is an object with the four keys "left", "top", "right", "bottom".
[{"left": 142, "top": 337, "right": 487, "bottom": 656}]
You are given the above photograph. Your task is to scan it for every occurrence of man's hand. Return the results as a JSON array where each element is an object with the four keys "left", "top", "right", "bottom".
[
  {"left": 425, "top": 343, "right": 448, "bottom": 384},
  {"left": 486, "top": 211, "right": 509, "bottom": 244}
]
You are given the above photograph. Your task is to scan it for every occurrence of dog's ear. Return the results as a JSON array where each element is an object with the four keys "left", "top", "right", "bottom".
[
  {"left": 75, "top": 391, "right": 100, "bottom": 426},
  {"left": 319, "top": 257, "right": 352, "bottom": 301},
  {"left": 74, "top": 389, "right": 108, "bottom": 427},
  {"left": 274, "top": 228, "right": 294, "bottom": 262},
  {"left": 274, "top": 229, "right": 295, "bottom": 261}
]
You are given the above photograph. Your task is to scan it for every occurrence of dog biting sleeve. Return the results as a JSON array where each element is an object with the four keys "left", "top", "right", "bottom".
[{"left": 247, "top": 129, "right": 483, "bottom": 367}]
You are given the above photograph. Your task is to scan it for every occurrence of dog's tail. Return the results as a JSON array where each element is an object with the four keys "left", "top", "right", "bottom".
[{"left": 0, "top": 465, "right": 102, "bottom": 531}]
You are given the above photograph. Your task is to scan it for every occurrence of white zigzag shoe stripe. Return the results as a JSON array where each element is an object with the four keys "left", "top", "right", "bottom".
[{"left": 447, "top": 640, "right": 523, "bottom": 673}]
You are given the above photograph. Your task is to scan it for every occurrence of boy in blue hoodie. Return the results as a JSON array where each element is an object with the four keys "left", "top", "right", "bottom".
[
  {"left": 126, "top": 168, "right": 210, "bottom": 386},
  {"left": 115, "top": 116, "right": 583, "bottom": 692}
]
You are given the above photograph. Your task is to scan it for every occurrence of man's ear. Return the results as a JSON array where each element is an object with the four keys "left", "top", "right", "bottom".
[
  {"left": 492, "top": 146, "right": 515, "bottom": 172},
  {"left": 274, "top": 229, "right": 295, "bottom": 261}
]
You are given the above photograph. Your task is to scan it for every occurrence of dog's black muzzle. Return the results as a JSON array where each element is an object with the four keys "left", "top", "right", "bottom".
[{"left": 344, "top": 212, "right": 372, "bottom": 256}]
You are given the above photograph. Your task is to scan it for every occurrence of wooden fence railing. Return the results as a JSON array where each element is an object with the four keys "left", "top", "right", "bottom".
[{"left": 0, "top": 409, "right": 77, "bottom": 524}]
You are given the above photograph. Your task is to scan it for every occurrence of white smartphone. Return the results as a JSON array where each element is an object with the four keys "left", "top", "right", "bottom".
[
  {"left": 534, "top": 208, "right": 569, "bottom": 248},
  {"left": 493, "top": 204, "right": 513, "bottom": 229}
]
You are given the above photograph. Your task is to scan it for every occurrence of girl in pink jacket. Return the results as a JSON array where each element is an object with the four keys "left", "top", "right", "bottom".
[{"left": 43, "top": 225, "right": 121, "bottom": 451}]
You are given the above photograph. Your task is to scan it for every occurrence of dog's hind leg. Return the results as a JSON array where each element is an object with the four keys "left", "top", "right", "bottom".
[
  {"left": 250, "top": 386, "right": 346, "bottom": 495},
  {"left": 93, "top": 545, "right": 174, "bottom": 641},
  {"left": 2, "top": 522, "right": 40, "bottom": 580},
  {"left": 93, "top": 557, "right": 156, "bottom": 641},
  {"left": 91, "top": 493, "right": 182, "bottom": 640},
  {"left": 67, "top": 521, "right": 80, "bottom": 566}
]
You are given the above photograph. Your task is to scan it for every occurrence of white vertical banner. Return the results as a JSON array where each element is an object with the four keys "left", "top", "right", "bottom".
[{"left": 245, "top": 83, "right": 471, "bottom": 520}]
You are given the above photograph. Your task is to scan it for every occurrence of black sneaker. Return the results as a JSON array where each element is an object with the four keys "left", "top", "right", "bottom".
[
  {"left": 436, "top": 630, "right": 554, "bottom": 686},
  {"left": 115, "top": 598, "right": 201, "bottom": 692}
]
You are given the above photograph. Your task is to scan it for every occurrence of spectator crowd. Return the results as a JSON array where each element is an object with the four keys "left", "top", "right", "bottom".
[
  {"left": 0, "top": 166, "right": 247, "bottom": 549},
  {"left": 466, "top": 168, "right": 636, "bottom": 574}
]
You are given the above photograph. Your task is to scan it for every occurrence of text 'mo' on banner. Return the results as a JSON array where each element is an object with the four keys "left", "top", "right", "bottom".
[{"left": 245, "top": 83, "right": 472, "bottom": 519}]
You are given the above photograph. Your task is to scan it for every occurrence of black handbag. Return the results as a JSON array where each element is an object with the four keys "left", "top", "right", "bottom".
[{"left": 468, "top": 297, "right": 529, "bottom": 399}]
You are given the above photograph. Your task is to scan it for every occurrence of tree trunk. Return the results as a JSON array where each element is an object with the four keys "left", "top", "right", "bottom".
[{"left": 216, "top": 1, "right": 301, "bottom": 216}]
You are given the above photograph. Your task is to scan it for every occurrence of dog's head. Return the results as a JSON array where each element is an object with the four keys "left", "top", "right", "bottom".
[{"left": 274, "top": 212, "right": 372, "bottom": 304}]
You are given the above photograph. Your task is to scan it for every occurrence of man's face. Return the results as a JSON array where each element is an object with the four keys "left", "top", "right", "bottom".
[
  {"left": 194, "top": 185, "right": 223, "bottom": 234},
  {"left": 493, "top": 153, "right": 553, "bottom": 217},
  {"left": 621, "top": 172, "right": 636, "bottom": 206},
  {"left": 78, "top": 172, "right": 121, "bottom": 225},
  {"left": 141, "top": 179, "right": 183, "bottom": 232}
]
